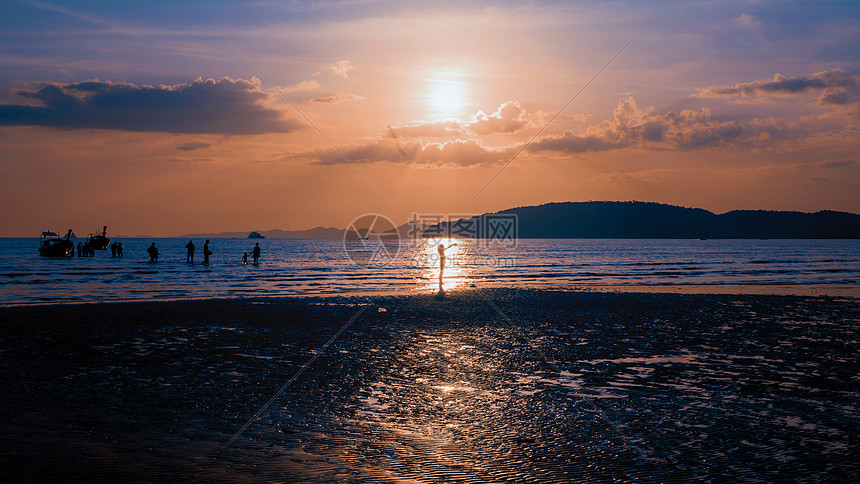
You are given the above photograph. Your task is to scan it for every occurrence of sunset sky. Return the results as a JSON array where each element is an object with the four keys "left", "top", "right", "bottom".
[{"left": 2, "top": 0, "right": 859, "bottom": 236}]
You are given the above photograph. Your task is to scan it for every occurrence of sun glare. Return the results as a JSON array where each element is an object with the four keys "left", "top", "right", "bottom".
[{"left": 428, "top": 78, "right": 467, "bottom": 116}]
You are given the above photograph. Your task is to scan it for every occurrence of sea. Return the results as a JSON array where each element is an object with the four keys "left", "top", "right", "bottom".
[{"left": 1, "top": 237, "right": 859, "bottom": 305}]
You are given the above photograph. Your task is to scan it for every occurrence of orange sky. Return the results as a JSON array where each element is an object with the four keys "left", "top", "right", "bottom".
[{"left": 1, "top": 2, "right": 859, "bottom": 236}]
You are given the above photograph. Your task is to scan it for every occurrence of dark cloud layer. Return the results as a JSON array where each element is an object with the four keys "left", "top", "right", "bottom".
[{"left": 0, "top": 77, "right": 299, "bottom": 134}]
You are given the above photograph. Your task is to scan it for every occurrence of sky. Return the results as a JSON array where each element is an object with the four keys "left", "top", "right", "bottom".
[{"left": 1, "top": 0, "right": 859, "bottom": 236}]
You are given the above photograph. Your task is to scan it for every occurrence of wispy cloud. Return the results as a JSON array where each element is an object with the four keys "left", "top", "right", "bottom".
[
  {"left": 16, "top": 0, "right": 113, "bottom": 27},
  {"left": 734, "top": 13, "right": 761, "bottom": 31},
  {"left": 176, "top": 141, "right": 211, "bottom": 151},
  {"left": 327, "top": 60, "right": 355, "bottom": 78},
  {"left": 281, "top": 79, "right": 320, "bottom": 92},
  {"left": 818, "top": 160, "right": 854, "bottom": 169},
  {"left": 309, "top": 92, "right": 364, "bottom": 104}
]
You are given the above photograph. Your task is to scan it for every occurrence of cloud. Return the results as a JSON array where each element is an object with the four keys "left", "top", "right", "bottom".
[
  {"left": 327, "top": 60, "right": 354, "bottom": 78},
  {"left": 695, "top": 69, "right": 860, "bottom": 104},
  {"left": 296, "top": 138, "right": 515, "bottom": 166},
  {"left": 309, "top": 92, "right": 364, "bottom": 104},
  {"left": 281, "top": 79, "right": 320, "bottom": 92},
  {"left": 817, "top": 88, "right": 850, "bottom": 105},
  {"left": 528, "top": 96, "right": 792, "bottom": 154},
  {"left": 176, "top": 142, "right": 211, "bottom": 151},
  {"left": 468, "top": 101, "right": 530, "bottom": 135},
  {"left": 734, "top": 13, "right": 760, "bottom": 30},
  {"left": 0, "top": 77, "right": 300, "bottom": 134},
  {"left": 388, "top": 120, "right": 462, "bottom": 138},
  {"left": 818, "top": 160, "right": 854, "bottom": 169},
  {"left": 388, "top": 101, "right": 537, "bottom": 139}
]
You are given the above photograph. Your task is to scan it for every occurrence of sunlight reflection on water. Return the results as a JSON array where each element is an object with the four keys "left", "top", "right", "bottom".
[{"left": 413, "top": 238, "right": 471, "bottom": 293}]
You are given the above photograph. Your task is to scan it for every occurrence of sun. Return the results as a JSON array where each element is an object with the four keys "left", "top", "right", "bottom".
[{"left": 428, "top": 78, "right": 467, "bottom": 116}]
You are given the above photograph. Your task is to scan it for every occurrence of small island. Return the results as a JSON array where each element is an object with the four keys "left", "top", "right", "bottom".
[{"left": 248, "top": 231, "right": 266, "bottom": 239}]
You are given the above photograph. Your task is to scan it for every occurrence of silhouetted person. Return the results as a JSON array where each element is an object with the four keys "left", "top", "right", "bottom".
[
  {"left": 185, "top": 240, "right": 196, "bottom": 263},
  {"left": 147, "top": 242, "right": 159, "bottom": 263},
  {"left": 110, "top": 241, "right": 117, "bottom": 258},
  {"left": 202, "top": 240, "right": 212, "bottom": 266},
  {"left": 251, "top": 243, "right": 261, "bottom": 265},
  {"left": 242, "top": 252, "right": 249, "bottom": 265},
  {"left": 436, "top": 243, "right": 457, "bottom": 293},
  {"left": 77, "top": 241, "right": 83, "bottom": 257},
  {"left": 117, "top": 241, "right": 123, "bottom": 257}
]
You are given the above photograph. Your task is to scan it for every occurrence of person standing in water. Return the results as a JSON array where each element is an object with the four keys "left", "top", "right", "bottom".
[
  {"left": 117, "top": 241, "right": 123, "bottom": 257},
  {"left": 202, "top": 239, "right": 212, "bottom": 266},
  {"left": 147, "top": 242, "right": 159, "bottom": 263},
  {"left": 251, "top": 242, "right": 261, "bottom": 265},
  {"left": 185, "top": 240, "right": 196, "bottom": 263},
  {"left": 437, "top": 243, "right": 457, "bottom": 292}
]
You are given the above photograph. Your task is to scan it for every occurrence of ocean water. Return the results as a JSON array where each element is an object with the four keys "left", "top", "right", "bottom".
[{"left": 1, "top": 237, "right": 858, "bottom": 305}]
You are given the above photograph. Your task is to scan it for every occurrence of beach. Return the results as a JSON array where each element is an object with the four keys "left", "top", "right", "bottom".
[{"left": 1, "top": 288, "right": 857, "bottom": 482}]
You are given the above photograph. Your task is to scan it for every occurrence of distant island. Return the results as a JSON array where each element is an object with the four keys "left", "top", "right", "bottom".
[{"left": 428, "top": 201, "right": 860, "bottom": 239}]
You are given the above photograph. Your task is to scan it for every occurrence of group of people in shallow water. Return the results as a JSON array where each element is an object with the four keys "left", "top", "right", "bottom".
[
  {"left": 180, "top": 239, "right": 213, "bottom": 265},
  {"left": 76, "top": 241, "right": 124, "bottom": 257},
  {"left": 109, "top": 241, "right": 124, "bottom": 258},
  {"left": 146, "top": 240, "right": 261, "bottom": 265}
]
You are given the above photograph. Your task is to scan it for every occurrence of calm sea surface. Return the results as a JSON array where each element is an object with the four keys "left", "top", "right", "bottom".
[{"left": 1, "top": 237, "right": 858, "bottom": 305}]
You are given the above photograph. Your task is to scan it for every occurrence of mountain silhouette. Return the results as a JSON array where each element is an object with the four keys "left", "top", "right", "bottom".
[{"left": 428, "top": 201, "right": 860, "bottom": 239}]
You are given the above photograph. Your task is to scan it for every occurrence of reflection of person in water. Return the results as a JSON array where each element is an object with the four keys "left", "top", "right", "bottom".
[
  {"left": 437, "top": 243, "right": 457, "bottom": 292},
  {"left": 202, "top": 240, "right": 212, "bottom": 266},
  {"left": 185, "top": 240, "right": 195, "bottom": 263},
  {"left": 147, "top": 243, "right": 159, "bottom": 263},
  {"left": 251, "top": 242, "right": 261, "bottom": 265}
]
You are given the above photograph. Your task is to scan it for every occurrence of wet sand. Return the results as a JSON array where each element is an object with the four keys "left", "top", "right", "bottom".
[
  {"left": 583, "top": 284, "right": 860, "bottom": 298},
  {"left": 1, "top": 289, "right": 858, "bottom": 482}
]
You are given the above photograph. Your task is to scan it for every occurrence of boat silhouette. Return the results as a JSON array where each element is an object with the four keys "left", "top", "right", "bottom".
[
  {"left": 86, "top": 226, "right": 111, "bottom": 250},
  {"left": 39, "top": 229, "right": 74, "bottom": 257}
]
